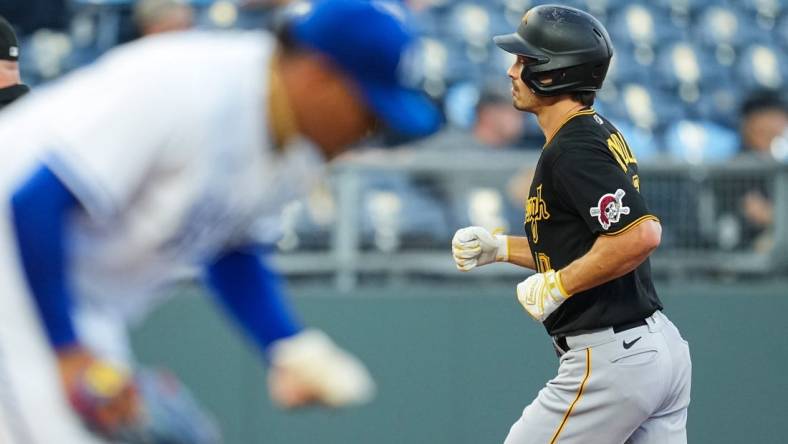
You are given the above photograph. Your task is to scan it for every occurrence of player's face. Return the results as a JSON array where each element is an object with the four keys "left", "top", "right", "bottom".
[
  {"left": 0, "top": 60, "right": 21, "bottom": 88},
  {"left": 284, "top": 55, "right": 378, "bottom": 158},
  {"left": 507, "top": 55, "right": 538, "bottom": 112},
  {"left": 317, "top": 75, "right": 376, "bottom": 159}
]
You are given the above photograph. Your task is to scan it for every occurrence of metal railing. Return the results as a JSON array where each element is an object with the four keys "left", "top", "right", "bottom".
[{"left": 272, "top": 150, "right": 788, "bottom": 289}]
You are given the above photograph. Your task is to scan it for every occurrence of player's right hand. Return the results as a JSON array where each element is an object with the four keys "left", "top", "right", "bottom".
[
  {"left": 57, "top": 346, "right": 141, "bottom": 439},
  {"left": 452, "top": 226, "right": 508, "bottom": 271},
  {"left": 267, "top": 329, "right": 375, "bottom": 409}
]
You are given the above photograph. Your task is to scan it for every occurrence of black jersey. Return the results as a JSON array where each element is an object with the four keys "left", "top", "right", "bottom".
[{"left": 524, "top": 108, "right": 663, "bottom": 336}]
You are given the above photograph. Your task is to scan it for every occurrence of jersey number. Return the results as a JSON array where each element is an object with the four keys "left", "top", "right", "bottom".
[{"left": 535, "top": 252, "right": 552, "bottom": 273}]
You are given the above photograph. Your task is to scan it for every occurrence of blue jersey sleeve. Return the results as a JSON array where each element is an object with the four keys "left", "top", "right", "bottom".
[
  {"left": 11, "top": 165, "right": 80, "bottom": 349},
  {"left": 204, "top": 248, "right": 302, "bottom": 357}
]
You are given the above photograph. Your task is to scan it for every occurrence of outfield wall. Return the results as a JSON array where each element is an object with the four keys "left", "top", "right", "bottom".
[{"left": 132, "top": 281, "right": 788, "bottom": 444}]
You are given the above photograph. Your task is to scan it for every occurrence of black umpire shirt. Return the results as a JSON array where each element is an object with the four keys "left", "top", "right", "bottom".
[
  {"left": 524, "top": 108, "right": 663, "bottom": 337},
  {"left": 0, "top": 83, "right": 29, "bottom": 109}
]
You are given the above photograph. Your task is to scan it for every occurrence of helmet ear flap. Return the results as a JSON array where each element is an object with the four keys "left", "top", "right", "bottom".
[
  {"left": 521, "top": 68, "right": 567, "bottom": 94},
  {"left": 591, "top": 64, "right": 605, "bottom": 80}
]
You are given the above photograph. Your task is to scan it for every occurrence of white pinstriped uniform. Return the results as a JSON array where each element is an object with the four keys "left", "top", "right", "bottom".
[{"left": 0, "top": 31, "right": 323, "bottom": 443}]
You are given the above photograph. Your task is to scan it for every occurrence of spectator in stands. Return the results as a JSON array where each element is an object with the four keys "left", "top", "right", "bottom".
[
  {"left": 413, "top": 85, "right": 525, "bottom": 151},
  {"left": 0, "top": 16, "right": 29, "bottom": 109},
  {"left": 734, "top": 91, "right": 788, "bottom": 251},
  {"left": 472, "top": 87, "right": 526, "bottom": 148},
  {"left": 739, "top": 90, "right": 788, "bottom": 159},
  {"left": 133, "top": 0, "right": 195, "bottom": 37}
]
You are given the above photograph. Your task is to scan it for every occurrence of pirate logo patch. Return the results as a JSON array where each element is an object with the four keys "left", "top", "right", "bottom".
[{"left": 590, "top": 189, "right": 630, "bottom": 230}]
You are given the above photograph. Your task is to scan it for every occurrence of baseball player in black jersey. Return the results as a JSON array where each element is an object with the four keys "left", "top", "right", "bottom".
[{"left": 452, "top": 5, "right": 692, "bottom": 444}]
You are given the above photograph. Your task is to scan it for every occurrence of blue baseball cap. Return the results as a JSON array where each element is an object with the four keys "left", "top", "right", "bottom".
[{"left": 289, "top": 0, "right": 440, "bottom": 137}]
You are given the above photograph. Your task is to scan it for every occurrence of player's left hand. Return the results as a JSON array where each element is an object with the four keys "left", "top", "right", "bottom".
[
  {"left": 57, "top": 346, "right": 142, "bottom": 438},
  {"left": 516, "top": 270, "right": 571, "bottom": 323},
  {"left": 267, "top": 329, "right": 375, "bottom": 409}
]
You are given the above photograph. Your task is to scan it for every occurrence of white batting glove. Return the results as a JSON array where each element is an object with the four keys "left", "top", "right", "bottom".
[
  {"left": 452, "top": 226, "right": 509, "bottom": 272},
  {"left": 267, "top": 330, "right": 375, "bottom": 409},
  {"left": 516, "top": 270, "right": 571, "bottom": 323}
]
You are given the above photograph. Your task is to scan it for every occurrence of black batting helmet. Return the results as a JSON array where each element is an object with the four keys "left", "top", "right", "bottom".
[{"left": 494, "top": 5, "right": 613, "bottom": 96}]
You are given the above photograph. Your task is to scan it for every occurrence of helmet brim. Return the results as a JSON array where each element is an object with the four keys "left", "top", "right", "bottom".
[{"left": 493, "top": 33, "right": 549, "bottom": 63}]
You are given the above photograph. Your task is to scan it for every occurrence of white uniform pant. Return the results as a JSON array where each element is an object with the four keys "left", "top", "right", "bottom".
[
  {"left": 0, "top": 221, "right": 108, "bottom": 444},
  {"left": 505, "top": 311, "right": 692, "bottom": 444}
]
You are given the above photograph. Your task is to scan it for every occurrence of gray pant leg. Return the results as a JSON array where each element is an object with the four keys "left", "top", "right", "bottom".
[
  {"left": 505, "top": 312, "right": 691, "bottom": 444},
  {"left": 626, "top": 408, "right": 688, "bottom": 444},
  {"left": 627, "top": 313, "right": 692, "bottom": 444},
  {"left": 504, "top": 346, "right": 650, "bottom": 444}
]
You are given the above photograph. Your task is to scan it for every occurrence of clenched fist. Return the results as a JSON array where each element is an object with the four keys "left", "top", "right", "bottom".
[
  {"left": 451, "top": 226, "right": 508, "bottom": 271},
  {"left": 516, "top": 270, "right": 571, "bottom": 323}
]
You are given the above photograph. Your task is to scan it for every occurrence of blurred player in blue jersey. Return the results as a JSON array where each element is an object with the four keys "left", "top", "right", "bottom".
[{"left": 0, "top": 1, "right": 439, "bottom": 443}]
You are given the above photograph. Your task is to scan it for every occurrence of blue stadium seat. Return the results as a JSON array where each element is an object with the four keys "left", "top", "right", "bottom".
[
  {"left": 739, "top": 0, "right": 783, "bottom": 29},
  {"left": 609, "top": 119, "right": 663, "bottom": 162},
  {"left": 358, "top": 172, "right": 451, "bottom": 250},
  {"left": 408, "top": 37, "right": 480, "bottom": 96},
  {"left": 654, "top": 42, "right": 731, "bottom": 106},
  {"left": 443, "top": 82, "right": 481, "bottom": 129},
  {"left": 736, "top": 44, "right": 786, "bottom": 91},
  {"left": 692, "top": 82, "right": 741, "bottom": 127},
  {"left": 664, "top": 120, "right": 739, "bottom": 164},
  {"left": 605, "top": 48, "right": 654, "bottom": 86},
  {"left": 411, "top": 5, "right": 441, "bottom": 36},
  {"left": 776, "top": 13, "right": 788, "bottom": 48},
  {"left": 607, "top": 3, "right": 684, "bottom": 50},
  {"left": 576, "top": 0, "right": 631, "bottom": 24},
  {"left": 440, "top": 3, "right": 500, "bottom": 66},
  {"left": 655, "top": 0, "right": 719, "bottom": 13},
  {"left": 599, "top": 83, "right": 682, "bottom": 133},
  {"left": 20, "top": 31, "right": 74, "bottom": 85},
  {"left": 695, "top": 5, "right": 774, "bottom": 52}
]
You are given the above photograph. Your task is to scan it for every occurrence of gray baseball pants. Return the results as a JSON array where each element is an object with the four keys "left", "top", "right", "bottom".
[{"left": 504, "top": 311, "right": 692, "bottom": 444}]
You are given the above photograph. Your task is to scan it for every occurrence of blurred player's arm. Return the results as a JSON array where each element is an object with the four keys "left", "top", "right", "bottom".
[
  {"left": 452, "top": 227, "right": 535, "bottom": 271},
  {"left": 204, "top": 250, "right": 374, "bottom": 408},
  {"left": 10, "top": 165, "right": 140, "bottom": 435}
]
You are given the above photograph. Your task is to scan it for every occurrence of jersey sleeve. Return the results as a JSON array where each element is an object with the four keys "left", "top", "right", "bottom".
[
  {"left": 39, "top": 53, "right": 179, "bottom": 221},
  {"left": 552, "top": 145, "right": 658, "bottom": 236}
]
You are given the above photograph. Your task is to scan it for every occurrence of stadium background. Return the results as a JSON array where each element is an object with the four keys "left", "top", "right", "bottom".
[{"left": 3, "top": 0, "right": 788, "bottom": 443}]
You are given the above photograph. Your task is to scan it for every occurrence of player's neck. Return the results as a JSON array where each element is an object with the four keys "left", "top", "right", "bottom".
[
  {"left": 268, "top": 54, "right": 299, "bottom": 152},
  {"left": 536, "top": 100, "right": 587, "bottom": 146}
]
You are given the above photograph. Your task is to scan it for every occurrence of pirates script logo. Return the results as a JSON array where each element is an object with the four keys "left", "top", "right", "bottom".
[{"left": 525, "top": 184, "right": 550, "bottom": 243}]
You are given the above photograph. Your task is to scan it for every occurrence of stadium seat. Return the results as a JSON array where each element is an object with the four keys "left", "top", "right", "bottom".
[
  {"left": 611, "top": 83, "right": 681, "bottom": 133},
  {"left": 654, "top": 0, "right": 717, "bottom": 27},
  {"left": 736, "top": 44, "right": 785, "bottom": 91},
  {"left": 739, "top": 0, "right": 783, "bottom": 29},
  {"left": 608, "top": 119, "right": 663, "bottom": 162},
  {"left": 358, "top": 173, "right": 451, "bottom": 250},
  {"left": 692, "top": 81, "right": 741, "bottom": 127},
  {"left": 664, "top": 120, "right": 739, "bottom": 164},
  {"left": 775, "top": 13, "right": 788, "bottom": 48},
  {"left": 655, "top": 42, "right": 731, "bottom": 107},
  {"left": 605, "top": 48, "right": 654, "bottom": 86},
  {"left": 443, "top": 82, "right": 481, "bottom": 129},
  {"left": 608, "top": 3, "right": 659, "bottom": 49}
]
